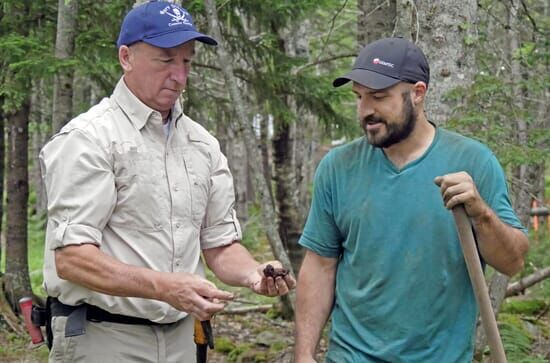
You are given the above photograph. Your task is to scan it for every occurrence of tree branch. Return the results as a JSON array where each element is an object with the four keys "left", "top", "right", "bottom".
[
  {"left": 295, "top": 53, "right": 357, "bottom": 74},
  {"left": 506, "top": 267, "right": 550, "bottom": 297}
]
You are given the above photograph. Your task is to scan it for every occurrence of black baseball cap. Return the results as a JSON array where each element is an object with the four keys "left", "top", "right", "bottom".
[{"left": 333, "top": 37, "right": 429, "bottom": 90}]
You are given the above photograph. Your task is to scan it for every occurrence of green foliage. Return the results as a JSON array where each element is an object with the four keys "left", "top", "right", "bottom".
[
  {"left": 0, "top": 1, "right": 53, "bottom": 108},
  {"left": 215, "top": 336, "right": 237, "bottom": 353},
  {"left": 523, "top": 230, "right": 550, "bottom": 300},
  {"left": 227, "top": 342, "right": 253, "bottom": 362},
  {"left": 73, "top": 0, "right": 133, "bottom": 95},
  {"left": 241, "top": 205, "right": 265, "bottom": 252},
  {"left": 27, "top": 209, "right": 47, "bottom": 297},
  {"left": 446, "top": 74, "right": 548, "bottom": 170},
  {"left": 268, "top": 340, "right": 286, "bottom": 353},
  {"left": 498, "top": 314, "right": 540, "bottom": 362},
  {"left": 501, "top": 299, "right": 548, "bottom": 315},
  {"left": 265, "top": 307, "right": 282, "bottom": 320},
  {"left": 186, "top": 0, "right": 358, "bottom": 140},
  {"left": 444, "top": 2, "right": 549, "bottom": 175}
]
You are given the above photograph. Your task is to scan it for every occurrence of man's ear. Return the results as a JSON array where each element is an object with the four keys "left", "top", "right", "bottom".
[
  {"left": 411, "top": 82, "right": 427, "bottom": 105},
  {"left": 119, "top": 45, "right": 133, "bottom": 72}
]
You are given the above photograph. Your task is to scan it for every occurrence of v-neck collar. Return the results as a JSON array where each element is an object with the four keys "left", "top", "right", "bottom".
[{"left": 378, "top": 125, "right": 439, "bottom": 174}]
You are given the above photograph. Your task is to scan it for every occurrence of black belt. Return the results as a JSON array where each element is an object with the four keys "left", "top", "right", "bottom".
[{"left": 50, "top": 297, "right": 171, "bottom": 337}]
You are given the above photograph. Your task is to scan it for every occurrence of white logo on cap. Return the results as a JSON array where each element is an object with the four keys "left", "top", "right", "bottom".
[
  {"left": 160, "top": 5, "right": 192, "bottom": 27},
  {"left": 373, "top": 58, "right": 394, "bottom": 68}
]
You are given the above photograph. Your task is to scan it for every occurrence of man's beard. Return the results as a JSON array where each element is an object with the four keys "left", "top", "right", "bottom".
[{"left": 361, "top": 93, "right": 417, "bottom": 148}]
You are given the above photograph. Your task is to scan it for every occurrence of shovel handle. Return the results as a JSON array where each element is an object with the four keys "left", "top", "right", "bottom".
[{"left": 452, "top": 205, "right": 507, "bottom": 363}]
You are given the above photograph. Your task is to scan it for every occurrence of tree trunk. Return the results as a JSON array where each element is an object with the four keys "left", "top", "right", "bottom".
[
  {"left": 474, "top": 271, "right": 509, "bottom": 358},
  {"left": 29, "top": 80, "right": 44, "bottom": 216},
  {"left": 0, "top": 97, "right": 4, "bottom": 265},
  {"left": 52, "top": 0, "right": 78, "bottom": 132},
  {"left": 273, "top": 120, "right": 305, "bottom": 273},
  {"left": 413, "top": 0, "right": 477, "bottom": 126},
  {"left": 5, "top": 100, "right": 32, "bottom": 310},
  {"left": 295, "top": 112, "right": 318, "bottom": 218},
  {"left": 37, "top": 79, "right": 52, "bottom": 213},
  {"left": 358, "top": 0, "right": 396, "bottom": 47},
  {"left": 259, "top": 115, "right": 274, "bottom": 208},
  {"left": 225, "top": 116, "right": 249, "bottom": 226},
  {"left": 271, "top": 19, "right": 317, "bottom": 274},
  {"left": 204, "top": 0, "right": 295, "bottom": 317}
]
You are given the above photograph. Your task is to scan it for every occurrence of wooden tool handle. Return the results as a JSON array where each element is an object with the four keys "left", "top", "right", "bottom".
[{"left": 452, "top": 205, "right": 507, "bottom": 363}]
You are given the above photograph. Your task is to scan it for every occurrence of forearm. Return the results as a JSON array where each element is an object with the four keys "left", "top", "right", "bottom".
[
  {"left": 295, "top": 251, "right": 337, "bottom": 360},
  {"left": 473, "top": 207, "right": 529, "bottom": 276},
  {"left": 55, "top": 243, "right": 165, "bottom": 300},
  {"left": 203, "top": 242, "right": 260, "bottom": 288}
]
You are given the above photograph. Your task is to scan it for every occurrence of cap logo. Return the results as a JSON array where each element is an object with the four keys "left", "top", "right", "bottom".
[
  {"left": 373, "top": 58, "right": 394, "bottom": 68},
  {"left": 160, "top": 5, "right": 192, "bottom": 27}
]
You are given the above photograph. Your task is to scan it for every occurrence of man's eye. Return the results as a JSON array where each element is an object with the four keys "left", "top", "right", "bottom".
[
  {"left": 160, "top": 58, "right": 173, "bottom": 63},
  {"left": 372, "top": 94, "right": 385, "bottom": 100}
]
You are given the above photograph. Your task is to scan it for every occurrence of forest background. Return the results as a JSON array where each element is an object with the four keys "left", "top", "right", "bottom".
[{"left": 0, "top": 0, "right": 548, "bottom": 362}]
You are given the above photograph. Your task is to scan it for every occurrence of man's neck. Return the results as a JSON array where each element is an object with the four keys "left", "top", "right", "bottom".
[
  {"left": 383, "top": 115, "right": 435, "bottom": 169},
  {"left": 162, "top": 109, "right": 171, "bottom": 124}
]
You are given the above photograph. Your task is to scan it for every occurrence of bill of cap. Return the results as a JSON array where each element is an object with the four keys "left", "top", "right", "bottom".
[
  {"left": 333, "top": 69, "right": 401, "bottom": 90},
  {"left": 143, "top": 30, "right": 218, "bottom": 48}
]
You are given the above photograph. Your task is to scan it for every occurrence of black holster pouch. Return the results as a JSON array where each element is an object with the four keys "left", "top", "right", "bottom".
[{"left": 31, "top": 297, "right": 53, "bottom": 350}]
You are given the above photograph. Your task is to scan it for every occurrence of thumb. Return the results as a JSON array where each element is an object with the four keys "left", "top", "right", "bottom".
[{"left": 198, "top": 281, "right": 234, "bottom": 302}]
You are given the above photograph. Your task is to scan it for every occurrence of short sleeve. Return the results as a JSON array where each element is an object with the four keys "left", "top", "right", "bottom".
[
  {"left": 199, "top": 147, "right": 242, "bottom": 249},
  {"left": 299, "top": 152, "right": 343, "bottom": 257},
  {"left": 476, "top": 153, "right": 527, "bottom": 234},
  {"left": 40, "top": 130, "right": 117, "bottom": 250}
]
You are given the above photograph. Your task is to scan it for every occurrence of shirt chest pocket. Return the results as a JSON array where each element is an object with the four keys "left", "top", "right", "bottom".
[
  {"left": 181, "top": 146, "right": 212, "bottom": 228},
  {"left": 190, "top": 174, "right": 210, "bottom": 227},
  {"left": 112, "top": 150, "right": 166, "bottom": 231}
]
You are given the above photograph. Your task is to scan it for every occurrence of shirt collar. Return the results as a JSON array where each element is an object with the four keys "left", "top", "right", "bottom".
[{"left": 112, "top": 77, "right": 184, "bottom": 130}]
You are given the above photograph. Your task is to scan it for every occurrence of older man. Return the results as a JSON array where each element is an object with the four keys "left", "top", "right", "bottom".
[{"left": 40, "top": 2, "right": 295, "bottom": 362}]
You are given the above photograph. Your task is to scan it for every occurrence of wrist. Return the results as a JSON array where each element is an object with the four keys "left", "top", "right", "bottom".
[
  {"left": 245, "top": 265, "right": 262, "bottom": 290},
  {"left": 150, "top": 270, "right": 168, "bottom": 301},
  {"left": 472, "top": 205, "right": 493, "bottom": 228},
  {"left": 294, "top": 342, "right": 317, "bottom": 361},
  {"left": 294, "top": 350, "right": 316, "bottom": 362}
]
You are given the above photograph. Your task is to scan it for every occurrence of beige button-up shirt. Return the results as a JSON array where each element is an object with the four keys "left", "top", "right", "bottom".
[{"left": 40, "top": 78, "right": 242, "bottom": 323}]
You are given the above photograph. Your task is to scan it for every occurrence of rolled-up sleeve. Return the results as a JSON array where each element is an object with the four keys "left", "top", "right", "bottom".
[
  {"left": 40, "top": 129, "right": 117, "bottom": 250},
  {"left": 200, "top": 148, "right": 242, "bottom": 250}
]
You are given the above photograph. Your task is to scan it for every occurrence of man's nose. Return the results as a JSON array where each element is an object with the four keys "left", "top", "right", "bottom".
[
  {"left": 358, "top": 99, "right": 374, "bottom": 119},
  {"left": 172, "top": 65, "right": 189, "bottom": 86}
]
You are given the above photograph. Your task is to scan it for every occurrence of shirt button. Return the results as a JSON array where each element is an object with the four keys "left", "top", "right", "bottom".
[{"left": 176, "top": 223, "right": 181, "bottom": 229}]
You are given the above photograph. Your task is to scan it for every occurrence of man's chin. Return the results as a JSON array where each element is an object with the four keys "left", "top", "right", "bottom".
[{"left": 364, "top": 131, "right": 386, "bottom": 148}]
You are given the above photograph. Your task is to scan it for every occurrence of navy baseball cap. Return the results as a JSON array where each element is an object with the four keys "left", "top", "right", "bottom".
[
  {"left": 333, "top": 37, "right": 429, "bottom": 90},
  {"left": 117, "top": 1, "right": 217, "bottom": 48}
]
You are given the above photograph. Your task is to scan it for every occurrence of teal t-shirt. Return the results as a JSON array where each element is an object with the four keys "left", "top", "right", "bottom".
[{"left": 299, "top": 128, "right": 525, "bottom": 363}]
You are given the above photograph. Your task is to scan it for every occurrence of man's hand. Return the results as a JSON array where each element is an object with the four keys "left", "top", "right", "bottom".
[
  {"left": 249, "top": 261, "right": 296, "bottom": 297},
  {"left": 54, "top": 244, "right": 234, "bottom": 321},
  {"left": 160, "top": 272, "right": 234, "bottom": 321},
  {"left": 434, "top": 171, "right": 490, "bottom": 221}
]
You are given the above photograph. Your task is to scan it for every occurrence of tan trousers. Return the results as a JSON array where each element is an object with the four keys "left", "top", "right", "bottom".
[{"left": 49, "top": 315, "right": 196, "bottom": 363}]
